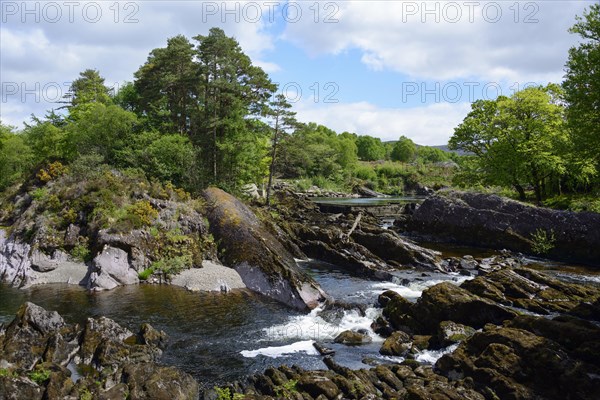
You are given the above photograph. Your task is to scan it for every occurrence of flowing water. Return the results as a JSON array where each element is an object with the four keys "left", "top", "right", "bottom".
[
  {"left": 1, "top": 253, "right": 598, "bottom": 389},
  {"left": 311, "top": 196, "right": 426, "bottom": 206}
]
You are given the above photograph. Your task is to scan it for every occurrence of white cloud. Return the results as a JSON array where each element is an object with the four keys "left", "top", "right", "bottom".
[
  {"left": 294, "top": 101, "right": 472, "bottom": 146},
  {"left": 282, "top": 1, "right": 590, "bottom": 82}
]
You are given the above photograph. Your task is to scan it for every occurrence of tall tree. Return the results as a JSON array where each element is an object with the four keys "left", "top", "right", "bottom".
[
  {"left": 356, "top": 135, "right": 386, "bottom": 161},
  {"left": 65, "top": 69, "right": 113, "bottom": 121},
  {"left": 134, "top": 35, "right": 197, "bottom": 134},
  {"left": 450, "top": 85, "right": 567, "bottom": 202},
  {"left": 0, "top": 123, "right": 33, "bottom": 190},
  {"left": 266, "top": 93, "right": 297, "bottom": 206},
  {"left": 193, "top": 28, "right": 275, "bottom": 185},
  {"left": 563, "top": 4, "right": 600, "bottom": 167}
]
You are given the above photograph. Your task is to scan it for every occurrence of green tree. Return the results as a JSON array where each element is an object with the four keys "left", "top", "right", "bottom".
[
  {"left": 116, "top": 131, "right": 196, "bottom": 189},
  {"left": 356, "top": 135, "right": 386, "bottom": 161},
  {"left": 417, "top": 146, "right": 450, "bottom": 164},
  {"left": 66, "top": 103, "right": 138, "bottom": 163},
  {"left": 24, "top": 120, "right": 67, "bottom": 163},
  {"left": 390, "top": 136, "right": 416, "bottom": 162},
  {"left": 450, "top": 85, "right": 567, "bottom": 202},
  {"left": 193, "top": 28, "right": 276, "bottom": 185},
  {"left": 0, "top": 123, "right": 34, "bottom": 189},
  {"left": 266, "top": 93, "right": 298, "bottom": 206},
  {"left": 66, "top": 69, "right": 113, "bottom": 121},
  {"left": 563, "top": 5, "right": 600, "bottom": 166},
  {"left": 134, "top": 36, "right": 197, "bottom": 134}
]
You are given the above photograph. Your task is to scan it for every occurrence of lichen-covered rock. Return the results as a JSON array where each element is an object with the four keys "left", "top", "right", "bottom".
[
  {"left": 0, "top": 303, "right": 196, "bottom": 400},
  {"left": 461, "top": 267, "right": 600, "bottom": 315},
  {"left": 437, "top": 321, "right": 476, "bottom": 346},
  {"left": 380, "top": 331, "right": 411, "bottom": 356},
  {"left": 436, "top": 321, "right": 600, "bottom": 400},
  {"left": 202, "top": 187, "right": 326, "bottom": 310},
  {"left": 381, "top": 282, "right": 516, "bottom": 335},
  {"left": 272, "top": 190, "right": 447, "bottom": 277},
  {"left": 227, "top": 358, "right": 484, "bottom": 400},
  {"left": 412, "top": 282, "right": 517, "bottom": 333},
  {"left": 122, "top": 363, "right": 199, "bottom": 400},
  {"left": 334, "top": 330, "right": 373, "bottom": 345}
]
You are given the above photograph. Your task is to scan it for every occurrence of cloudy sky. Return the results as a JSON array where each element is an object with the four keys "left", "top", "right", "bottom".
[{"left": 0, "top": 1, "right": 594, "bottom": 145}]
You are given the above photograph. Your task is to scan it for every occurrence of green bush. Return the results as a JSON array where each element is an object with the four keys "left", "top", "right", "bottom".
[
  {"left": 31, "top": 187, "right": 48, "bottom": 202},
  {"left": 138, "top": 266, "right": 155, "bottom": 280},
  {"left": 70, "top": 243, "right": 91, "bottom": 262},
  {"left": 530, "top": 228, "right": 556, "bottom": 255},
  {"left": 152, "top": 255, "right": 192, "bottom": 277},
  {"left": 353, "top": 165, "right": 378, "bottom": 182},
  {"left": 125, "top": 200, "right": 158, "bottom": 228},
  {"left": 29, "top": 367, "right": 51, "bottom": 385}
]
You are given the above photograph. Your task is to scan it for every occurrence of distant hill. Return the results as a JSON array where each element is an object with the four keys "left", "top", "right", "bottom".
[
  {"left": 430, "top": 145, "right": 470, "bottom": 156},
  {"left": 383, "top": 141, "right": 470, "bottom": 156}
]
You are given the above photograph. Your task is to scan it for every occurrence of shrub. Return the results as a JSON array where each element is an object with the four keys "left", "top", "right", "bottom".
[
  {"left": 530, "top": 228, "right": 556, "bottom": 255},
  {"left": 37, "top": 161, "right": 68, "bottom": 182},
  {"left": 29, "top": 367, "right": 51, "bottom": 385},
  {"left": 126, "top": 200, "right": 158, "bottom": 228},
  {"left": 71, "top": 243, "right": 91, "bottom": 262},
  {"left": 31, "top": 187, "right": 48, "bottom": 202}
]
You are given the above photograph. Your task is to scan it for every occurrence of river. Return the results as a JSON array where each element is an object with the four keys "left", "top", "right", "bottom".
[{"left": 1, "top": 252, "right": 598, "bottom": 390}]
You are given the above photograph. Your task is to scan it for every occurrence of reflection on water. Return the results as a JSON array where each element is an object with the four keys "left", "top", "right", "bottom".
[
  {"left": 0, "top": 284, "right": 297, "bottom": 387},
  {"left": 311, "top": 196, "right": 425, "bottom": 206}
]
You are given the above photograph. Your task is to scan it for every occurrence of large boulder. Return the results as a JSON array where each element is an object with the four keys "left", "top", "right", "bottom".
[
  {"left": 0, "top": 303, "right": 197, "bottom": 400},
  {"left": 202, "top": 187, "right": 326, "bottom": 310},
  {"left": 461, "top": 267, "right": 600, "bottom": 315},
  {"left": 413, "top": 282, "right": 517, "bottom": 333},
  {"left": 0, "top": 230, "right": 88, "bottom": 288},
  {"left": 87, "top": 245, "right": 139, "bottom": 290},
  {"left": 381, "top": 283, "right": 516, "bottom": 335},
  {"left": 404, "top": 191, "right": 600, "bottom": 266},
  {"left": 436, "top": 321, "right": 600, "bottom": 400}
]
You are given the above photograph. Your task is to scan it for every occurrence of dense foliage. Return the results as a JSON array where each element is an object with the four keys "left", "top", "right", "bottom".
[
  {"left": 449, "top": 5, "right": 600, "bottom": 206},
  {"left": 1, "top": 6, "right": 598, "bottom": 208}
]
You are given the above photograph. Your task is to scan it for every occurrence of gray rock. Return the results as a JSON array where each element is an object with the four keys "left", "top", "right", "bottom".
[
  {"left": 63, "top": 224, "right": 80, "bottom": 247},
  {"left": 0, "top": 230, "right": 32, "bottom": 287},
  {"left": 241, "top": 183, "right": 261, "bottom": 199},
  {"left": 88, "top": 245, "right": 138, "bottom": 290},
  {"left": 30, "top": 249, "right": 68, "bottom": 272},
  {"left": 406, "top": 190, "right": 600, "bottom": 267}
]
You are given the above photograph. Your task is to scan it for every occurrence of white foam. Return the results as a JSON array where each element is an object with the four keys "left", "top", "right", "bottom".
[
  {"left": 240, "top": 340, "right": 319, "bottom": 358},
  {"left": 371, "top": 274, "right": 474, "bottom": 300},
  {"left": 264, "top": 306, "right": 384, "bottom": 342},
  {"left": 414, "top": 343, "right": 459, "bottom": 364}
]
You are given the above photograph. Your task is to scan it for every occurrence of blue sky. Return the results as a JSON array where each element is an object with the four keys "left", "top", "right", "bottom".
[{"left": 0, "top": 0, "right": 595, "bottom": 145}]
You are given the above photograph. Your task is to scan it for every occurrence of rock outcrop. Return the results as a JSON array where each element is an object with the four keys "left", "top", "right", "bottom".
[
  {"left": 0, "top": 302, "right": 198, "bottom": 400},
  {"left": 273, "top": 190, "right": 445, "bottom": 277},
  {"left": 0, "top": 229, "right": 88, "bottom": 288},
  {"left": 436, "top": 318, "right": 600, "bottom": 400},
  {"left": 202, "top": 187, "right": 326, "bottom": 310},
  {"left": 403, "top": 190, "right": 600, "bottom": 266},
  {"left": 87, "top": 245, "right": 139, "bottom": 290},
  {"left": 213, "top": 357, "right": 485, "bottom": 399}
]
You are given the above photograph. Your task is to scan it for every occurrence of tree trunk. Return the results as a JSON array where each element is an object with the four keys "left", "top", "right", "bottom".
[
  {"left": 514, "top": 183, "right": 526, "bottom": 200},
  {"left": 266, "top": 116, "right": 279, "bottom": 207}
]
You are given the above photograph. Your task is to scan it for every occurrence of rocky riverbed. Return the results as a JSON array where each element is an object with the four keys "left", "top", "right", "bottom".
[
  {"left": 1, "top": 256, "right": 599, "bottom": 399},
  {"left": 2, "top": 187, "right": 600, "bottom": 399}
]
